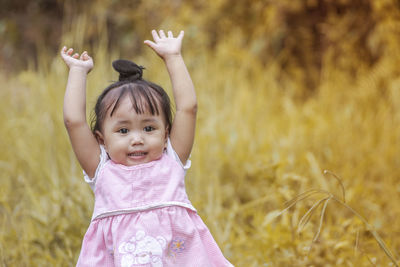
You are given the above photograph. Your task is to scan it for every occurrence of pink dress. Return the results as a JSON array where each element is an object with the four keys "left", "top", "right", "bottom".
[{"left": 76, "top": 140, "right": 233, "bottom": 267}]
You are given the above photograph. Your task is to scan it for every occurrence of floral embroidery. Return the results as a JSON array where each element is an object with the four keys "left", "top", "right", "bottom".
[
  {"left": 167, "top": 237, "right": 186, "bottom": 262},
  {"left": 170, "top": 238, "right": 185, "bottom": 253}
]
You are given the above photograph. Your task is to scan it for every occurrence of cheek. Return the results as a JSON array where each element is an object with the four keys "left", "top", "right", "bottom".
[
  {"left": 105, "top": 136, "right": 124, "bottom": 151},
  {"left": 150, "top": 135, "right": 166, "bottom": 151}
]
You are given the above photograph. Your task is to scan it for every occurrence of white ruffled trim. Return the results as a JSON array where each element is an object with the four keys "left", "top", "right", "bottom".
[
  {"left": 83, "top": 145, "right": 108, "bottom": 191},
  {"left": 166, "top": 138, "right": 191, "bottom": 171}
]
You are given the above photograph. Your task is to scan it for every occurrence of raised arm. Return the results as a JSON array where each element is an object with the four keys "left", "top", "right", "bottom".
[
  {"left": 60, "top": 47, "right": 100, "bottom": 178},
  {"left": 144, "top": 30, "right": 197, "bottom": 164}
]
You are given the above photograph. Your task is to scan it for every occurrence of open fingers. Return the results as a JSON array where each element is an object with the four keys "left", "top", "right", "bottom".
[
  {"left": 158, "top": 30, "right": 166, "bottom": 38},
  {"left": 67, "top": 48, "right": 74, "bottom": 56},
  {"left": 61, "top": 46, "right": 91, "bottom": 61},
  {"left": 60, "top": 46, "right": 68, "bottom": 58},
  {"left": 151, "top": 29, "right": 183, "bottom": 41},
  {"left": 177, "top": 30, "right": 184, "bottom": 40},
  {"left": 80, "top": 51, "right": 89, "bottom": 61},
  {"left": 151, "top": 30, "right": 160, "bottom": 42},
  {"left": 61, "top": 47, "right": 88, "bottom": 59}
]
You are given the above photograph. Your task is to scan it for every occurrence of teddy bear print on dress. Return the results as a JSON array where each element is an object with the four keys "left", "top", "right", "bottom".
[{"left": 118, "top": 230, "right": 167, "bottom": 267}]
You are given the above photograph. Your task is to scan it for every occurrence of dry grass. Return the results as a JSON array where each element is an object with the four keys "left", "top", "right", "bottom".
[{"left": 1, "top": 19, "right": 400, "bottom": 267}]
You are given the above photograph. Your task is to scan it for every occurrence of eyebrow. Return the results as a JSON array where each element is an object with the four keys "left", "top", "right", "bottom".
[
  {"left": 141, "top": 118, "right": 158, "bottom": 123},
  {"left": 114, "top": 118, "right": 159, "bottom": 125},
  {"left": 115, "top": 120, "right": 131, "bottom": 124}
]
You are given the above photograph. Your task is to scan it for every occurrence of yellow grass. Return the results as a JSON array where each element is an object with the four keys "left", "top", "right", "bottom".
[{"left": 1, "top": 18, "right": 400, "bottom": 267}]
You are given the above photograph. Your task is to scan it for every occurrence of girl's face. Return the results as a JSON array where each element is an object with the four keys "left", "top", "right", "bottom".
[{"left": 96, "top": 95, "right": 168, "bottom": 166}]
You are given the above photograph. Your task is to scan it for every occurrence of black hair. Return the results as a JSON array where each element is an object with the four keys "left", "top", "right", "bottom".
[{"left": 90, "top": 59, "right": 172, "bottom": 134}]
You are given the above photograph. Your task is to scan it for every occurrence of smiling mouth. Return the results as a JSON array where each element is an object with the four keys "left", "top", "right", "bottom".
[{"left": 128, "top": 151, "right": 147, "bottom": 157}]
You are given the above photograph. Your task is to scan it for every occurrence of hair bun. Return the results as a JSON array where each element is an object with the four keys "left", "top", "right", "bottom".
[{"left": 112, "top": 59, "right": 144, "bottom": 81}]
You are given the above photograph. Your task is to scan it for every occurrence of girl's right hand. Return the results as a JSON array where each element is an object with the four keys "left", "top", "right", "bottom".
[{"left": 60, "top": 46, "right": 94, "bottom": 73}]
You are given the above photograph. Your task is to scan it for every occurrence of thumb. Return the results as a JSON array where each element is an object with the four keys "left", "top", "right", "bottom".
[{"left": 144, "top": 40, "right": 157, "bottom": 50}]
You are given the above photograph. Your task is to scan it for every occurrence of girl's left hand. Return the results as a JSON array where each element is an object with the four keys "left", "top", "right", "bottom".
[{"left": 144, "top": 30, "right": 184, "bottom": 59}]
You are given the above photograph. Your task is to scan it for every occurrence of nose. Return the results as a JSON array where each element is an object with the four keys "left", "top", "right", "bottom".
[{"left": 130, "top": 132, "right": 143, "bottom": 146}]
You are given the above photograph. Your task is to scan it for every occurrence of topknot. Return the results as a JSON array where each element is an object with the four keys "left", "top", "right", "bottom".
[{"left": 112, "top": 59, "right": 145, "bottom": 82}]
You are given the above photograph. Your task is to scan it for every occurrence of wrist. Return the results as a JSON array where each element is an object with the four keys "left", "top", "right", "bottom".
[
  {"left": 163, "top": 53, "right": 183, "bottom": 62},
  {"left": 69, "top": 66, "right": 91, "bottom": 74}
]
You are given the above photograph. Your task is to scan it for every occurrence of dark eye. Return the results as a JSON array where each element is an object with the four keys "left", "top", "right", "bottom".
[
  {"left": 118, "top": 128, "right": 128, "bottom": 134},
  {"left": 144, "top": 126, "right": 154, "bottom": 132}
]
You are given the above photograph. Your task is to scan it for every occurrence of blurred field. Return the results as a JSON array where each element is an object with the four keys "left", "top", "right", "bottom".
[{"left": 1, "top": 1, "right": 400, "bottom": 266}]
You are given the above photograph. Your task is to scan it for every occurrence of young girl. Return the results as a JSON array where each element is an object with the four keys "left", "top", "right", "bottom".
[{"left": 61, "top": 30, "right": 233, "bottom": 267}]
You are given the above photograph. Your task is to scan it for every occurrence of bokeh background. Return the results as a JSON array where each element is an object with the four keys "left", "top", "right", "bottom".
[{"left": 1, "top": 0, "right": 400, "bottom": 266}]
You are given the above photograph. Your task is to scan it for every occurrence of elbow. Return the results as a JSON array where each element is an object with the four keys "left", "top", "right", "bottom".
[
  {"left": 63, "top": 116, "right": 87, "bottom": 130},
  {"left": 179, "top": 102, "right": 197, "bottom": 115},
  {"left": 189, "top": 102, "right": 198, "bottom": 115}
]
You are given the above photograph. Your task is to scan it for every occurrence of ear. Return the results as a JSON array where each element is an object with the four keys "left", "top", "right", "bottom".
[
  {"left": 164, "top": 126, "right": 169, "bottom": 148},
  {"left": 95, "top": 130, "right": 106, "bottom": 146}
]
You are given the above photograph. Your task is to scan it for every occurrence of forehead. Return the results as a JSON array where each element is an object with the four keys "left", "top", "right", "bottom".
[
  {"left": 103, "top": 85, "right": 162, "bottom": 115},
  {"left": 104, "top": 94, "right": 166, "bottom": 124},
  {"left": 110, "top": 96, "right": 150, "bottom": 115}
]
